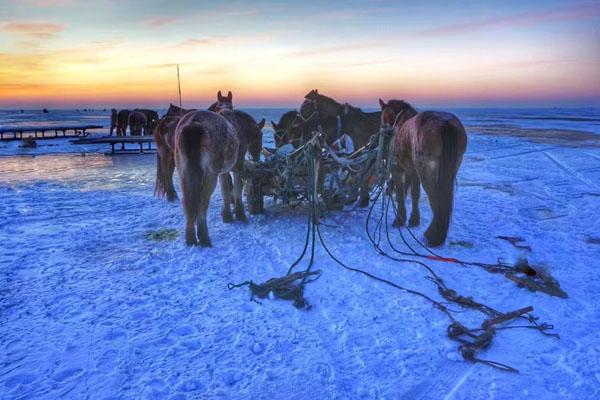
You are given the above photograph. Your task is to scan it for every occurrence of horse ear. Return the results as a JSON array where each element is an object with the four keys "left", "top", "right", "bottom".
[
  {"left": 271, "top": 120, "right": 278, "bottom": 130},
  {"left": 258, "top": 118, "right": 265, "bottom": 129},
  {"left": 218, "top": 90, "right": 223, "bottom": 100},
  {"left": 379, "top": 99, "right": 386, "bottom": 109},
  {"left": 227, "top": 91, "right": 232, "bottom": 101}
]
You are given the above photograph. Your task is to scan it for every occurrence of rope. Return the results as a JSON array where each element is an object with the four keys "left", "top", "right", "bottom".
[{"left": 230, "top": 127, "right": 559, "bottom": 373}]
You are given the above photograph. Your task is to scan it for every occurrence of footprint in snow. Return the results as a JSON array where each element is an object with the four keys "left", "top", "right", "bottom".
[
  {"left": 52, "top": 367, "right": 84, "bottom": 382},
  {"left": 3, "top": 372, "right": 37, "bottom": 389}
]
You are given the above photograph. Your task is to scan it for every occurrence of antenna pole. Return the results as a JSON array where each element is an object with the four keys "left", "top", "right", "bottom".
[{"left": 177, "top": 64, "right": 182, "bottom": 108}]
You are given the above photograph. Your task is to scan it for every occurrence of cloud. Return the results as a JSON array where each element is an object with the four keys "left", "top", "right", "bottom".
[
  {"left": 288, "top": 43, "right": 379, "bottom": 58},
  {"left": 12, "top": 0, "right": 73, "bottom": 6},
  {"left": 176, "top": 38, "right": 214, "bottom": 48},
  {"left": 1, "top": 21, "right": 64, "bottom": 38},
  {"left": 144, "top": 17, "right": 179, "bottom": 28},
  {"left": 418, "top": 3, "right": 600, "bottom": 37}
]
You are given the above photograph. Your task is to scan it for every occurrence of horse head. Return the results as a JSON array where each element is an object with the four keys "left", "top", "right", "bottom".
[
  {"left": 248, "top": 118, "right": 265, "bottom": 161},
  {"left": 216, "top": 90, "right": 233, "bottom": 111},
  {"left": 379, "top": 99, "right": 418, "bottom": 128}
]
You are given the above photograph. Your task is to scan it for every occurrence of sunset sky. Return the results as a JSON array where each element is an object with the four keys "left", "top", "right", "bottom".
[{"left": 1, "top": 0, "right": 599, "bottom": 108}]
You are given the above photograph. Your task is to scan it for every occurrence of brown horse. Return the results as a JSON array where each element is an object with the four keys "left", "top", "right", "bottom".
[
  {"left": 110, "top": 109, "right": 118, "bottom": 136},
  {"left": 135, "top": 109, "right": 159, "bottom": 135},
  {"left": 154, "top": 114, "right": 182, "bottom": 201},
  {"left": 217, "top": 109, "right": 265, "bottom": 221},
  {"left": 128, "top": 111, "right": 147, "bottom": 136},
  {"left": 294, "top": 90, "right": 381, "bottom": 207},
  {"left": 154, "top": 104, "right": 196, "bottom": 201},
  {"left": 296, "top": 89, "right": 380, "bottom": 149},
  {"left": 271, "top": 110, "right": 299, "bottom": 147},
  {"left": 379, "top": 99, "right": 467, "bottom": 247},
  {"left": 116, "top": 109, "right": 130, "bottom": 136},
  {"left": 175, "top": 110, "right": 239, "bottom": 246},
  {"left": 208, "top": 90, "right": 234, "bottom": 112}
]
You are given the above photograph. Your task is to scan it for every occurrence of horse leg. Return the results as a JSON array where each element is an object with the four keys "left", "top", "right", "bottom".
[
  {"left": 180, "top": 173, "right": 199, "bottom": 246},
  {"left": 165, "top": 151, "right": 178, "bottom": 201},
  {"left": 357, "top": 159, "right": 374, "bottom": 208},
  {"left": 392, "top": 169, "right": 407, "bottom": 227},
  {"left": 419, "top": 160, "right": 453, "bottom": 247},
  {"left": 219, "top": 173, "right": 233, "bottom": 223},
  {"left": 197, "top": 173, "right": 217, "bottom": 247},
  {"left": 233, "top": 171, "right": 247, "bottom": 222},
  {"left": 408, "top": 170, "right": 421, "bottom": 227}
]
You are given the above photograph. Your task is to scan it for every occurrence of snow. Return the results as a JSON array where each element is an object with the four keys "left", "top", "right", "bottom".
[{"left": 1, "top": 109, "right": 600, "bottom": 399}]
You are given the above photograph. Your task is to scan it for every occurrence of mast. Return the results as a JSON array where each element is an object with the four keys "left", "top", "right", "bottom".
[{"left": 177, "top": 64, "right": 182, "bottom": 108}]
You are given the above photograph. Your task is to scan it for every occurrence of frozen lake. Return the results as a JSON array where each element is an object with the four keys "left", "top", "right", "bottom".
[{"left": 1, "top": 109, "right": 600, "bottom": 399}]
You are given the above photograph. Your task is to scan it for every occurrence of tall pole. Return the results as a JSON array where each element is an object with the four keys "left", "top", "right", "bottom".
[{"left": 177, "top": 64, "right": 182, "bottom": 108}]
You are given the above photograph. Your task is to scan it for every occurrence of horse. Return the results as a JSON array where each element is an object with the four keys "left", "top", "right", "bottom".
[
  {"left": 175, "top": 111, "right": 240, "bottom": 247},
  {"left": 135, "top": 109, "right": 159, "bottom": 135},
  {"left": 296, "top": 89, "right": 380, "bottom": 149},
  {"left": 379, "top": 99, "right": 467, "bottom": 247},
  {"left": 208, "top": 90, "right": 234, "bottom": 112},
  {"left": 128, "top": 111, "right": 147, "bottom": 136},
  {"left": 116, "top": 109, "right": 130, "bottom": 136},
  {"left": 270, "top": 110, "right": 299, "bottom": 147},
  {"left": 110, "top": 109, "right": 118, "bottom": 136},
  {"left": 154, "top": 103, "right": 264, "bottom": 210},
  {"left": 217, "top": 109, "right": 265, "bottom": 220},
  {"left": 294, "top": 90, "right": 381, "bottom": 207}
]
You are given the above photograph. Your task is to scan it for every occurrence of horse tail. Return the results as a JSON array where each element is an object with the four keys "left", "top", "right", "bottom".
[
  {"left": 426, "top": 121, "right": 462, "bottom": 246},
  {"left": 179, "top": 122, "right": 206, "bottom": 221}
]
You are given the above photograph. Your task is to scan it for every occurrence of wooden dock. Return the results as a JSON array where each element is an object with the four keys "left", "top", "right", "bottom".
[
  {"left": 71, "top": 136, "right": 155, "bottom": 154},
  {"left": 0, "top": 124, "right": 103, "bottom": 141}
]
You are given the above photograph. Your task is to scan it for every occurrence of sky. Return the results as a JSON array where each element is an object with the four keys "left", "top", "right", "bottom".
[{"left": 1, "top": 0, "right": 599, "bottom": 108}]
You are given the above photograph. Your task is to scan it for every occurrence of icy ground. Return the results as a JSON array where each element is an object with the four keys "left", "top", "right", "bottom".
[{"left": 1, "top": 132, "right": 600, "bottom": 399}]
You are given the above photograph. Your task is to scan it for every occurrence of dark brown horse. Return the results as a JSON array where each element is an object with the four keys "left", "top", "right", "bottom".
[
  {"left": 271, "top": 110, "right": 299, "bottom": 147},
  {"left": 154, "top": 104, "right": 196, "bottom": 201},
  {"left": 294, "top": 90, "right": 381, "bottom": 207},
  {"left": 135, "top": 109, "right": 159, "bottom": 135},
  {"left": 295, "top": 89, "right": 380, "bottom": 149},
  {"left": 116, "top": 109, "right": 130, "bottom": 136},
  {"left": 154, "top": 114, "right": 183, "bottom": 201},
  {"left": 175, "top": 111, "right": 239, "bottom": 246},
  {"left": 110, "top": 109, "right": 118, "bottom": 136},
  {"left": 217, "top": 109, "right": 265, "bottom": 221},
  {"left": 128, "top": 111, "right": 147, "bottom": 136},
  {"left": 379, "top": 99, "right": 467, "bottom": 247}
]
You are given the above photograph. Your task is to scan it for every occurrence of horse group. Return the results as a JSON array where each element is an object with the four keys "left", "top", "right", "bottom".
[
  {"left": 153, "top": 89, "right": 467, "bottom": 248},
  {"left": 110, "top": 108, "right": 159, "bottom": 136}
]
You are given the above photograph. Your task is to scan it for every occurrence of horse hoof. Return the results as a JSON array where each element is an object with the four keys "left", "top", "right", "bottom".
[
  {"left": 199, "top": 239, "right": 212, "bottom": 248},
  {"left": 357, "top": 197, "right": 370, "bottom": 208},
  {"left": 424, "top": 230, "right": 444, "bottom": 247},
  {"left": 392, "top": 218, "right": 405, "bottom": 227},
  {"left": 408, "top": 216, "right": 420, "bottom": 227},
  {"left": 222, "top": 213, "right": 233, "bottom": 223},
  {"left": 167, "top": 193, "right": 178, "bottom": 202},
  {"left": 236, "top": 213, "right": 248, "bottom": 223}
]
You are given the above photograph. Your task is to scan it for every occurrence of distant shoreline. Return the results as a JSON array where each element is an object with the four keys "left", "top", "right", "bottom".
[{"left": 467, "top": 124, "right": 600, "bottom": 147}]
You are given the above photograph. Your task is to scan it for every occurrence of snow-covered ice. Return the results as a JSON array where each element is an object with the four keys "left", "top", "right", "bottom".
[{"left": 1, "top": 109, "right": 600, "bottom": 399}]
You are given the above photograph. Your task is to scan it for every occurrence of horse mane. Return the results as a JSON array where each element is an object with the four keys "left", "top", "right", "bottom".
[
  {"left": 308, "top": 92, "right": 343, "bottom": 110},
  {"left": 386, "top": 100, "right": 417, "bottom": 115},
  {"left": 278, "top": 110, "right": 299, "bottom": 126}
]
